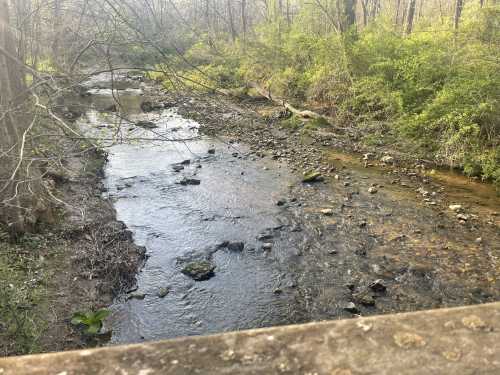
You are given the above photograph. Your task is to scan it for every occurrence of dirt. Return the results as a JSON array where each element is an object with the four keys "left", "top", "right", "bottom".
[{"left": 0, "top": 138, "right": 145, "bottom": 356}]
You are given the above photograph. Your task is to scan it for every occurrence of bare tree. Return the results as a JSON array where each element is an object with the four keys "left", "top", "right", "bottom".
[{"left": 0, "top": 0, "right": 46, "bottom": 234}]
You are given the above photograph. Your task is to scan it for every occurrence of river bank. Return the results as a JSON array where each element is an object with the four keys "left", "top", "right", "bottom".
[{"left": 0, "top": 134, "right": 145, "bottom": 355}]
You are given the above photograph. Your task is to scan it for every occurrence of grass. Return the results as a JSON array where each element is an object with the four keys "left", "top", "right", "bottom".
[{"left": 0, "top": 232, "right": 52, "bottom": 356}]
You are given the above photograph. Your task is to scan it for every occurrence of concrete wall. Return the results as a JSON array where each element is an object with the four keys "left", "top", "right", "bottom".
[{"left": 1, "top": 302, "right": 499, "bottom": 374}]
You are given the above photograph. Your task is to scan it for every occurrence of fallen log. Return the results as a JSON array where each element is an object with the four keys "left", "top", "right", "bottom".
[{"left": 247, "top": 82, "right": 329, "bottom": 121}]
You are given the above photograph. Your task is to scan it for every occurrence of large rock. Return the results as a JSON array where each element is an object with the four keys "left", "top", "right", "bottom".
[
  {"left": 302, "top": 171, "right": 323, "bottom": 183},
  {"left": 182, "top": 260, "right": 216, "bottom": 281}
]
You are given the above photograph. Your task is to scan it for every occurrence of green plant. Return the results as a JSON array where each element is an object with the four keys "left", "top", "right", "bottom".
[{"left": 71, "top": 309, "right": 110, "bottom": 335}]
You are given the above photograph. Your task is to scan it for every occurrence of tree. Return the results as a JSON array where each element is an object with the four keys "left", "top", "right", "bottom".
[
  {"left": 405, "top": 0, "right": 417, "bottom": 34},
  {"left": 0, "top": 0, "right": 47, "bottom": 235},
  {"left": 454, "top": 0, "right": 464, "bottom": 29}
]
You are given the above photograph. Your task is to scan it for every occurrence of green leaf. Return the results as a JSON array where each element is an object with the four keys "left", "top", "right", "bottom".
[
  {"left": 85, "top": 322, "right": 102, "bottom": 335},
  {"left": 70, "top": 312, "right": 87, "bottom": 326},
  {"left": 93, "top": 308, "right": 110, "bottom": 321}
]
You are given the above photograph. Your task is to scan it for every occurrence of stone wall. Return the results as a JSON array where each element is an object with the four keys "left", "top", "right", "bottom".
[{"left": 1, "top": 302, "right": 499, "bottom": 374}]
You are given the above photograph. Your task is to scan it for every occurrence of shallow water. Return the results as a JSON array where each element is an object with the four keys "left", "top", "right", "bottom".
[
  {"left": 76, "top": 72, "right": 500, "bottom": 345},
  {"left": 78, "top": 76, "right": 299, "bottom": 343}
]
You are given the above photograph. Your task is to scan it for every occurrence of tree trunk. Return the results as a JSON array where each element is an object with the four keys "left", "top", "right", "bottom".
[
  {"left": 454, "top": 0, "right": 464, "bottom": 30},
  {"left": 241, "top": 0, "right": 247, "bottom": 41},
  {"left": 227, "top": 0, "right": 237, "bottom": 41},
  {"left": 395, "top": 0, "right": 401, "bottom": 25},
  {"left": 405, "top": 0, "right": 416, "bottom": 34},
  {"left": 345, "top": 0, "right": 357, "bottom": 29}
]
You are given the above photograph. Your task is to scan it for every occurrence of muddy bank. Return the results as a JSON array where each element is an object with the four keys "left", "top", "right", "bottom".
[{"left": 0, "top": 135, "right": 145, "bottom": 355}]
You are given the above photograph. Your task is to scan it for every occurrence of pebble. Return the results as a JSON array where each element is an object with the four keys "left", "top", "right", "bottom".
[
  {"left": 320, "top": 209, "right": 334, "bottom": 216},
  {"left": 342, "top": 302, "right": 359, "bottom": 313},
  {"left": 262, "top": 243, "right": 273, "bottom": 250},
  {"left": 368, "top": 187, "right": 378, "bottom": 194}
]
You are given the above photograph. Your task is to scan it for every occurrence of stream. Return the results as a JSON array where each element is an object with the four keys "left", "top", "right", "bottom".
[{"left": 73, "top": 72, "right": 500, "bottom": 345}]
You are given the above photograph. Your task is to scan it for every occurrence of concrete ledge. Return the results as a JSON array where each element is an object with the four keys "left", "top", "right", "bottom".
[{"left": 1, "top": 303, "right": 499, "bottom": 374}]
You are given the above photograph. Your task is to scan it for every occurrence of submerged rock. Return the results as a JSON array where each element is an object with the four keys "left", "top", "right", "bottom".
[
  {"left": 127, "top": 292, "right": 146, "bottom": 300},
  {"left": 136, "top": 120, "right": 158, "bottom": 129},
  {"left": 226, "top": 242, "right": 245, "bottom": 252},
  {"left": 157, "top": 287, "right": 171, "bottom": 298},
  {"left": 178, "top": 177, "right": 201, "bottom": 186},
  {"left": 181, "top": 260, "right": 216, "bottom": 281},
  {"left": 262, "top": 243, "right": 273, "bottom": 250},
  {"left": 172, "top": 164, "right": 184, "bottom": 172}
]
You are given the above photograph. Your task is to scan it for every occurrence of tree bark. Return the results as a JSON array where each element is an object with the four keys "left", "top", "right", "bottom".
[{"left": 405, "top": 0, "right": 416, "bottom": 34}]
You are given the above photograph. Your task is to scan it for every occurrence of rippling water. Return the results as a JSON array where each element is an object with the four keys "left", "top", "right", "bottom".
[{"left": 78, "top": 76, "right": 298, "bottom": 343}]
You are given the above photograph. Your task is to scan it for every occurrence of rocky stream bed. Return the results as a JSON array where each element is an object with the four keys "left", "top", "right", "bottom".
[{"left": 66, "top": 72, "right": 499, "bottom": 345}]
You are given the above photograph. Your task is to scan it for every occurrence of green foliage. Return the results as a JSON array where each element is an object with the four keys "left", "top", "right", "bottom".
[
  {"left": 71, "top": 309, "right": 110, "bottom": 335},
  {"left": 174, "top": 4, "right": 499, "bottom": 186}
]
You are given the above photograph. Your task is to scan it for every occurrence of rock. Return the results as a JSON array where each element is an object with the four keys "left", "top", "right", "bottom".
[
  {"left": 381, "top": 155, "right": 394, "bottom": 164},
  {"left": 262, "top": 243, "right": 273, "bottom": 250},
  {"left": 157, "top": 287, "right": 170, "bottom": 298},
  {"left": 320, "top": 209, "right": 334, "bottom": 216},
  {"left": 257, "top": 232, "right": 274, "bottom": 241},
  {"left": 172, "top": 164, "right": 184, "bottom": 172},
  {"left": 141, "top": 101, "right": 163, "bottom": 112},
  {"left": 342, "top": 302, "right": 359, "bottom": 313},
  {"left": 136, "top": 120, "right": 158, "bottom": 129},
  {"left": 353, "top": 291, "right": 375, "bottom": 306},
  {"left": 226, "top": 242, "right": 244, "bottom": 252},
  {"left": 178, "top": 178, "right": 201, "bottom": 186},
  {"left": 207, "top": 148, "right": 216, "bottom": 154},
  {"left": 369, "top": 279, "right": 387, "bottom": 293},
  {"left": 181, "top": 260, "right": 215, "bottom": 281},
  {"left": 475, "top": 237, "right": 483, "bottom": 244},
  {"left": 273, "top": 288, "right": 283, "bottom": 294},
  {"left": 449, "top": 204, "right": 463, "bottom": 212},
  {"left": 127, "top": 292, "right": 146, "bottom": 300},
  {"left": 276, "top": 199, "right": 287, "bottom": 206},
  {"left": 363, "top": 153, "right": 374, "bottom": 161},
  {"left": 180, "top": 159, "right": 191, "bottom": 165},
  {"left": 457, "top": 213, "right": 469, "bottom": 221},
  {"left": 302, "top": 171, "right": 323, "bottom": 183},
  {"left": 368, "top": 186, "right": 378, "bottom": 194}
]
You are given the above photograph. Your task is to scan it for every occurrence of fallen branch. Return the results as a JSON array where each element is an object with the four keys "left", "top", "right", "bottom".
[{"left": 247, "top": 82, "right": 330, "bottom": 121}]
